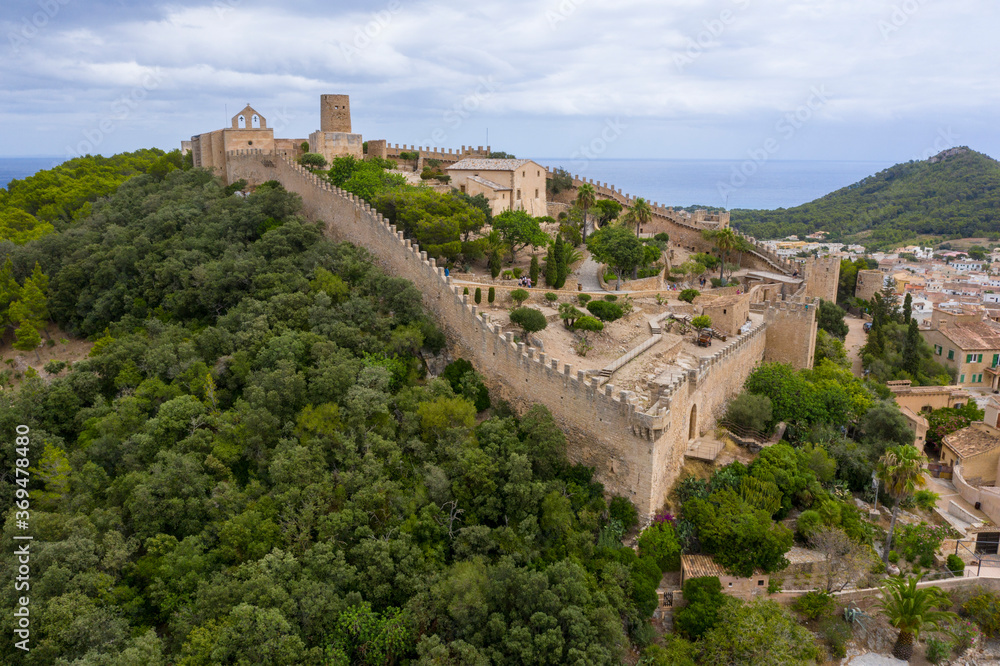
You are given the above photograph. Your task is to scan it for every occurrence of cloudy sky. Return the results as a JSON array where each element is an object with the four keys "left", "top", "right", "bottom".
[{"left": 2, "top": 0, "right": 997, "bottom": 164}]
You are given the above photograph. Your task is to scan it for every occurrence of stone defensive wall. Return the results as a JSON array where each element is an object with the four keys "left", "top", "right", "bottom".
[
  {"left": 369, "top": 141, "right": 491, "bottom": 164},
  {"left": 224, "top": 149, "right": 771, "bottom": 517},
  {"left": 546, "top": 167, "right": 799, "bottom": 277}
]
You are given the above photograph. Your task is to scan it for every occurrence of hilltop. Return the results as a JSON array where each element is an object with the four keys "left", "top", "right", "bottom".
[{"left": 731, "top": 147, "right": 1000, "bottom": 249}]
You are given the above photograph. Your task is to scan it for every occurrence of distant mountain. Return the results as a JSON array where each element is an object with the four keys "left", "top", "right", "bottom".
[{"left": 731, "top": 147, "right": 1000, "bottom": 249}]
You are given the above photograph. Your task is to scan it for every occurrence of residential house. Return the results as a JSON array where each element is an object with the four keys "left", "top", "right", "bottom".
[
  {"left": 446, "top": 158, "right": 547, "bottom": 216},
  {"left": 922, "top": 307, "right": 1000, "bottom": 390}
]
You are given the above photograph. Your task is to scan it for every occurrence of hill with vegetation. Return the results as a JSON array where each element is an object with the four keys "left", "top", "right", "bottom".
[
  {"left": 731, "top": 147, "right": 1000, "bottom": 249},
  {"left": 0, "top": 149, "right": 184, "bottom": 244}
]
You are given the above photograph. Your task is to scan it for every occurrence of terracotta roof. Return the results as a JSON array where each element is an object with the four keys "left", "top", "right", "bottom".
[
  {"left": 447, "top": 158, "right": 535, "bottom": 171},
  {"left": 466, "top": 174, "right": 510, "bottom": 191},
  {"left": 681, "top": 554, "right": 764, "bottom": 579},
  {"left": 943, "top": 424, "right": 1000, "bottom": 459},
  {"left": 939, "top": 321, "right": 1000, "bottom": 350}
]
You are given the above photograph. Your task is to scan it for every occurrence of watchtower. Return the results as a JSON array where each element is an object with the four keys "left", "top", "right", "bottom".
[{"left": 320, "top": 94, "right": 352, "bottom": 133}]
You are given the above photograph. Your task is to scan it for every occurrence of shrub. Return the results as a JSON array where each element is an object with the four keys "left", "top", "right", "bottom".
[
  {"left": 573, "top": 316, "right": 604, "bottom": 336},
  {"left": 544, "top": 292, "right": 558, "bottom": 302},
  {"left": 488, "top": 287, "right": 495, "bottom": 304},
  {"left": 914, "top": 489, "right": 939, "bottom": 511},
  {"left": 578, "top": 294, "right": 592, "bottom": 305},
  {"left": 603, "top": 294, "right": 618, "bottom": 302},
  {"left": 654, "top": 232, "right": 669, "bottom": 242},
  {"left": 463, "top": 286, "right": 469, "bottom": 295},
  {"left": 819, "top": 617, "right": 852, "bottom": 659},
  {"left": 509, "top": 289, "right": 529, "bottom": 306},
  {"left": 46, "top": 338, "right": 55, "bottom": 347},
  {"left": 674, "top": 577, "right": 727, "bottom": 640},
  {"left": 501, "top": 270, "right": 514, "bottom": 280},
  {"left": 512, "top": 267, "right": 523, "bottom": 279},
  {"left": 946, "top": 554, "right": 965, "bottom": 576},
  {"left": 793, "top": 590, "right": 834, "bottom": 620},
  {"left": 691, "top": 315, "right": 712, "bottom": 331},
  {"left": 474, "top": 287, "right": 481, "bottom": 304},
  {"left": 638, "top": 521, "right": 681, "bottom": 572},
  {"left": 961, "top": 590, "right": 1000, "bottom": 637},
  {"left": 888, "top": 550, "right": 899, "bottom": 564},
  {"left": 298, "top": 152, "right": 328, "bottom": 169},
  {"left": 796, "top": 510, "right": 823, "bottom": 541},
  {"left": 925, "top": 637, "right": 951, "bottom": 664},
  {"left": 679, "top": 288, "right": 699, "bottom": 303},
  {"left": 508, "top": 307, "right": 547, "bottom": 339},
  {"left": 723, "top": 392, "right": 772, "bottom": 435},
  {"left": 43, "top": 360, "right": 67, "bottom": 375},
  {"left": 609, "top": 496, "right": 639, "bottom": 532},
  {"left": 586, "top": 300, "right": 624, "bottom": 322}
]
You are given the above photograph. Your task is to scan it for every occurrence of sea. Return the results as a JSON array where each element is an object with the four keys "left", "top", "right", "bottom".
[
  {"left": 531, "top": 158, "right": 895, "bottom": 211},
  {"left": 1, "top": 156, "right": 894, "bottom": 212}
]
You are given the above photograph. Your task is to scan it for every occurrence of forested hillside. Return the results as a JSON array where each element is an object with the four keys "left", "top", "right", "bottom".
[
  {"left": 0, "top": 167, "right": 659, "bottom": 664},
  {"left": 731, "top": 147, "right": 1000, "bottom": 248},
  {"left": 0, "top": 149, "right": 184, "bottom": 244}
]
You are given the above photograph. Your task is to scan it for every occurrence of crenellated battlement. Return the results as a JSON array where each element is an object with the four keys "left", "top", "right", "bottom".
[{"left": 221, "top": 149, "right": 774, "bottom": 517}]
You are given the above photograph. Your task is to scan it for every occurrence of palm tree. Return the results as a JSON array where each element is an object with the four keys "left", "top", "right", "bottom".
[
  {"left": 631, "top": 198, "right": 652, "bottom": 237},
  {"left": 576, "top": 184, "right": 596, "bottom": 242},
  {"left": 704, "top": 227, "right": 739, "bottom": 282},
  {"left": 878, "top": 576, "right": 957, "bottom": 660},
  {"left": 877, "top": 445, "right": 927, "bottom": 567}
]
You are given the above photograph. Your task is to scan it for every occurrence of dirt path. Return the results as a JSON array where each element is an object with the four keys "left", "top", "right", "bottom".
[{"left": 844, "top": 314, "right": 867, "bottom": 378}]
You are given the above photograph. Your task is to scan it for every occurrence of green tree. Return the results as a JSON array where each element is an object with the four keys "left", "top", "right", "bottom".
[
  {"left": 877, "top": 445, "right": 927, "bottom": 566},
  {"left": 703, "top": 227, "right": 739, "bottom": 282},
  {"left": 637, "top": 521, "right": 681, "bottom": 572},
  {"left": 678, "top": 288, "right": 699, "bottom": 303},
  {"left": 699, "top": 597, "right": 820, "bottom": 666},
  {"left": 509, "top": 288, "right": 529, "bottom": 306},
  {"left": 903, "top": 292, "right": 912, "bottom": 323},
  {"left": 631, "top": 197, "right": 653, "bottom": 237},
  {"left": 558, "top": 302, "right": 583, "bottom": 328},
  {"left": 474, "top": 287, "right": 481, "bottom": 304},
  {"left": 691, "top": 315, "right": 712, "bottom": 332},
  {"left": 529, "top": 254, "right": 539, "bottom": 285},
  {"left": 592, "top": 199, "right": 622, "bottom": 226},
  {"left": 817, "top": 300, "right": 849, "bottom": 339},
  {"left": 576, "top": 183, "right": 596, "bottom": 241},
  {"left": 544, "top": 243, "right": 558, "bottom": 286},
  {"left": 674, "top": 576, "right": 728, "bottom": 639},
  {"left": 573, "top": 315, "right": 604, "bottom": 344},
  {"left": 493, "top": 210, "right": 549, "bottom": 263},
  {"left": 877, "top": 576, "right": 957, "bottom": 660},
  {"left": 587, "top": 225, "right": 644, "bottom": 290},
  {"left": 298, "top": 152, "right": 328, "bottom": 169},
  {"left": 509, "top": 306, "right": 547, "bottom": 340}
]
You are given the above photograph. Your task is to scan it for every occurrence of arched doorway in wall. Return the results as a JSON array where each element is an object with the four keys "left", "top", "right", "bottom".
[{"left": 688, "top": 404, "right": 697, "bottom": 441}]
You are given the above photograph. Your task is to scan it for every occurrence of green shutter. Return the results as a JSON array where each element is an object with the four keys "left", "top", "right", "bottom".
[
  {"left": 960, "top": 374, "right": 965, "bottom": 383},
  {"left": 993, "top": 353, "right": 998, "bottom": 367},
  {"left": 966, "top": 353, "right": 973, "bottom": 363}
]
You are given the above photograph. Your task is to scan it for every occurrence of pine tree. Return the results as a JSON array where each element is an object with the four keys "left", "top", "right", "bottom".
[
  {"left": 544, "top": 244, "right": 558, "bottom": 286},
  {"left": 12, "top": 320, "right": 41, "bottom": 352},
  {"left": 554, "top": 234, "right": 567, "bottom": 289},
  {"left": 0, "top": 258, "right": 21, "bottom": 330}
]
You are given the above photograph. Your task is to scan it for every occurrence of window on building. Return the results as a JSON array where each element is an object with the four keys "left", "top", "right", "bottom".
[
  {"left": 993, "top": 354, "right": 999, "bottom": 367},
  {"left": 758, "top": 580, "right": 765, "bottom": 586},
  {"left": 967, "top": 353, "right": 983, "bottom": 363},
  {"left": 975, "top": 373, "right": 983, "bottom": 383},
  {"left": 517, "top": 189, "right": 521, "bottom": 200},
  {"left": 535, "top": 189, "right": 539, "bottom": 198},
  {"left": 948, "top": 349, "right": 955, "bottom": 360},
  {"left": 934, "top": 345, "right": 942, "bottom": 355}
]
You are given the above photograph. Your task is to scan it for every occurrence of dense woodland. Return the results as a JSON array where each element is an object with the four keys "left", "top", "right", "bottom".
[
  {"left": 731, "top": 147, "right": 1000, "bottom": 248},
  {"left": 1, "top": 155, "right": 997, "bottom": 664},
  {"left": 0, "top": 165, "right": 673, "bottom": 664}
]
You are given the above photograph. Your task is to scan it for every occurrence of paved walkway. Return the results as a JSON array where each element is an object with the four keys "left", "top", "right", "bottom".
[
  {"left": 576, "top": 255, "right": 604, "bottom": 292},
  {"left": 845, "top": 314, "right": 867, "bottom": 378}
]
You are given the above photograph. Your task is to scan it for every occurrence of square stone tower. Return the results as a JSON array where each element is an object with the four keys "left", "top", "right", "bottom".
[{"left": 320, "top": 94, "right": 352, "bottom": 133}]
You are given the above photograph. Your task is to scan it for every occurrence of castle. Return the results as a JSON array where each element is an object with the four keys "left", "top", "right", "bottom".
[{"left": 183, "top": 95, "right": 838, "bottom": 518}]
